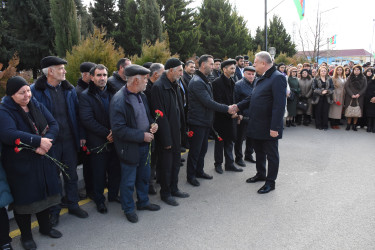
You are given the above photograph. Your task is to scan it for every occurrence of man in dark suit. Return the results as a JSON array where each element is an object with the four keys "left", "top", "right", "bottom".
[
  {"left": 237, "top": 51, "right": 286, "bottom": 194},
  {"left": 234, "top": 56, "right": 244, "bottom": 82},
  {"left": 212, "top": 59, "right": 243, "bottom": 174}
]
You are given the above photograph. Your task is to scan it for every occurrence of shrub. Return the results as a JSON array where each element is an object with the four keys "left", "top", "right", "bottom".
[
  {"left": 131, "top": 38, "right": 177, "bottom": 65},
  {"left": 65, "top": 27, "right": 124, "bottom": 85}
]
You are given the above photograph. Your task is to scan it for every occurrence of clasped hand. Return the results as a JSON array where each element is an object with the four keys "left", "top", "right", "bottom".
[{"left": 228, "top": 104, "right": 239, "bottom": 115}]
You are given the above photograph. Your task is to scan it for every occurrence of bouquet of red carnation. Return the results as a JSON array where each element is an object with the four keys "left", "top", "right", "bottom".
[
  {"left": 187, "top": 131, "right": 194, "bottom": 137},
  {"left": 336, "top": 101, "right": 341, "bottom": 106},
  {"left": 211, "top": 128, "right": 223, "bottom": 141},
  {"left": 14, "top": 138, "right": 70, "bottom": 179},
  {"left": 82, "top": 142, "right": 110, "bottom": 155}
]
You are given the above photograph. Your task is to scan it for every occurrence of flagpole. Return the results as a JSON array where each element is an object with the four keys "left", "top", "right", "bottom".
[{"left": 265, "top": 0, "right": 267, "bottom": 51}]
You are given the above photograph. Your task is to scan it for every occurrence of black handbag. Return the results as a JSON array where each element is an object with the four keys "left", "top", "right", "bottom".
[{"left": 297, "top": 99, "right": 308, "bottom": 112}]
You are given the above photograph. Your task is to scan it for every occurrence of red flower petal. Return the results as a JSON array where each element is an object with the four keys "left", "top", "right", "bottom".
[
  {"left": 14, "top": 147, "right": 20, "bottom": 153},
  {"left": 86, "top": 151, "right": 91, "bottom": 155},
  {"left": 15, "top": 138, "right": 21, "bottom": 145},
  {"left": 218, "top": 137, "right": 223, "bottom": 141},
  {"left": 82, "top": 146, "right": 87, "bottom": 151}
]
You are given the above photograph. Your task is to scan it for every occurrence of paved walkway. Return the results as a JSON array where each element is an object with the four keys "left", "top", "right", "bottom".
[{"left": 9, "top": 126, "right": 375, "bottom": 249}]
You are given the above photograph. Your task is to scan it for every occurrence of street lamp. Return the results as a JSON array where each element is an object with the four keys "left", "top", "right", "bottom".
[{"left": 269, "top": 47, "right": 276, "bottom": 60}]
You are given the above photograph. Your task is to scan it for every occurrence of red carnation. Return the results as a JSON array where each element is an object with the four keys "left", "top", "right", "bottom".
[
  {"left": 82, "top": 145, "right": 87, "bottom": 152},
  {"left": 188, "top": 131, "right": 194, "bottom": 137},
  {"left": 336, "top": 101, "right": 341, "bottom": 106},
  {"left": 86, "top": 151, "right": 91, "bottom": 155},
  {"left": 218, "top": 137, "right": 223, "bottom": 141},
  {"left": 14, "top": 147, "right": 20, "bottom": 153},
  {"left": 15, "top": 138, "right": 21, "bottom": 145},
  {"left": 155, "top": 110, "right": 164, "bottom": 118}
]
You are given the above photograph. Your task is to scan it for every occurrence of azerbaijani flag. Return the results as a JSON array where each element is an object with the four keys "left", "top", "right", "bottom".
[
  {"left": 294, "top": 0, "right": 305, "bottom": 20},
  {"left": 329, "top": 35, "right": 336, "bottom": 45}
]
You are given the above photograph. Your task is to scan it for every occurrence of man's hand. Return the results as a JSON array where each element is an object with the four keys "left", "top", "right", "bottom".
[
  {"left": 107, "top": 130, "right": 113, "bottom": 143},
  {"left": 231, "top": 113, "right": 238, "bottom": 119},
  {"left": 164, "top": 146, "right": 172, "bottom": 149},
  {"left": 270, "top": 130, "right": 278, "bottom": 138},
  {"left": 370, "top": 97, "right": 375, "bottom": 103},
  {"left": 35, "top": 147, "right": 47, "bottom": 155},
  {"left": 80, "top": 139, "right": 86, "bottom": 147},
  {"left": 150, "top": 123, "right": 158, "bottom": 134},
  {"left": 228, "top": 104, "right": 238, "bottom": 114},
  {"left": 144, "top": 132, "right": 154, "bottom": 143},
  {"left": 322, "top": 90, "right": 327, "bottom": 95},
  {"left": 40, "top": 138, "right": 53, "bottom": 152}
]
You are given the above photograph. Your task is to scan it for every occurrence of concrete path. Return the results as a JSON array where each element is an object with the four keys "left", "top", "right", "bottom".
[{"left": 9, "top": 125, "right": 375, "bottom": 250}]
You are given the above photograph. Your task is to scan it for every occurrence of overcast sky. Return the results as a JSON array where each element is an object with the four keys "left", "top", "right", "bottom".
[{"left": 83, "top": 0, "right": 375, "bottom": 53}]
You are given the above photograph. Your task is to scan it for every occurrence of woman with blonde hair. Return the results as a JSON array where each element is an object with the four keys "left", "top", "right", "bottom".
[
  {"left": 312, "top": 67, "right": 334, "bottom": 130},
  {"left": 328, "top": 66, "right": 346, "bottom": 129}
]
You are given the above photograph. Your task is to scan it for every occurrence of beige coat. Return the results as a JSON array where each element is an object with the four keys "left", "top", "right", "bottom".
[{"left": 329, "top": 77, "right": 345, "bottom": 119}]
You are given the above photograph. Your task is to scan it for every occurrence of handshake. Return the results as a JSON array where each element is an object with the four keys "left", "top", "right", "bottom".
[{"left": 228, "top": 104, "right": 239, "bottom": 115}]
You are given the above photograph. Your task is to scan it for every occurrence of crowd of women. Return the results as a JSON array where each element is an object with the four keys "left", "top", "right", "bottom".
[{"left": 279, "top": 62, "right": 375, "bottom": 131}]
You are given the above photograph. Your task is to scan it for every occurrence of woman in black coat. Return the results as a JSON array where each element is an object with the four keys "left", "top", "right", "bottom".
[
  {"left": 365, "top": 75, "right": 375, "bottom": 132},
  {"left": 0, "top": 77, "right": 62, "bottom": 250}
]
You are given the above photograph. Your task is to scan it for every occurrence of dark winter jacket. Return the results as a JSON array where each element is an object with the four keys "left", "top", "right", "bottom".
[
  {"left": 212, "top": 74, "right": 237, "bottom": 141},
  {"left": 75, "top": 78, "right": 89, "bottom": 97},
  {"left": 108, "top": 71, "right": 126, "bottom": 92},
  {"left": 187, "top": 70, "right": 228, "bottom": 128},
  {"left": 365, "top": 78, "right": 375, "bottom": 117},
  {"left": 0, "top": 96, "right": 60, "bottom": 205},
  {"left": 151, "top": 72, "right": 185, "bottom": 152},
  {"left": 79, "top": 82, "right": 117, "bottom": 150},
  {"left": 312, "top": 77, "right": 334, "bottom": 105},
  {"left": 237, "top": 66, "right": 287, "bottom": 140},
  {"left": 31, "top": 75, "right": 84, "bottom": 149},
  {"left": 0, "top": 144, "right": 13, "bottom": 208},
  {"left": 110, "top": 87, "right": 153, "bottom": 165},
  {"left": 234, "top": 77, "right": 255, "bottom": 118}
]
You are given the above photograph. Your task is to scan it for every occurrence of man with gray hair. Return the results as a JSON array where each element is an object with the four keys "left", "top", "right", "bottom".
[
  {"left": 151, "top": 58, "right": 190, "bottom": 206},
  {"left": 31, "top": 56, "right": 88, "bottom": 226},
  {"left": 144, "top": 63, "right": 164, "bottom": 195},
  {"left": 236, "top": 51, "right": 287, "bottom": 194}
]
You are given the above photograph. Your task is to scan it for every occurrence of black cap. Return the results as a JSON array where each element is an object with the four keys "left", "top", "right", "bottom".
[
  {"left": 214, "top": 59, "right": 222, "bottom": 63},
  {"left": 80, "top": 62, "right": 96, "bottom": 73},
  {"left": 143, "top": 62, "right": 153, "bottom": 69},
  {"left": 244, "top": 55, "right": 249, "bottom": 60},
  {"left": 6, "top": 76, "right": 29, "bottom": 96},
  {"left": 243, "top": 66, "right": 256, "bottom": 72},
  {"left": 164, "top": 58, "right": 182, "bottom": 70},
  {"left": 221, "top": 59, "right": 236, "bottom": 69},
  {"left": 41, "top": 56, "right": 67, "bottom": 69},
  {"left": 124, "top": 65, "right": 150, "bottom": 77}
]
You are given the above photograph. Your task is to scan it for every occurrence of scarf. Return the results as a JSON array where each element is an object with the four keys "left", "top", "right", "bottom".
[{"left": 17, "top": 100, "right": 49, "bottom": 136}]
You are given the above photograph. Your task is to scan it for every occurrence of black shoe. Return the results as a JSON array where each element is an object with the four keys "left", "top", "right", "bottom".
[
  {"left": 125, "top": 212, "right": 138, "bottom": 223},
  {"left": 180, "top": 162, "right": 184, "bottom": 166},
  {"left": 286, "top": 120, "right": 290, "bottom": 127},
  {"left": 40, "top": 228, "right": 62, "bottom": 238},
  {"left": 346, "top": 124, "right": 351, "bottom": 130},
  {"left": 108, "top": 196, "right": 121, "bottom": 203},
  {"left": 161, "top": 196, "right": 179, "bottom": 206},
  {"left": 0, "top": 243, "right": 13, "bottom": 250},
  {"left": 171, "top": 190, "right": 190, "bottom": 198},
  {"left": 20, "top": 238, "right": 36, "bottom": 250},
  {"left": 181, "top": 158, "right": 186, "bottom": 162},
  {"left": 137, "top": 203, "right": 160, "bottom": 211},
  {"left": 148, "top": 184, "right": 157, "bottom": 195},
  {"left": 257, "top": 183, "right": 275, "bottom": 194},
  {"left": 79, "top": 191, "right": 88, "bottom": 200},
  {"left": 187, "top": 178, "right": 200, "bottom": 186},
  {"left": 225, "top": 165, "right": 243, "bottom": 172},
  {"left": 68, "top": 207, "right": 88, "bottom": 218},
  {"left": 352, "top": 124, "right": 357, "bottom": 131},
  {"left": 244, "top": 155, "right": 256, "bottom": 163},
  {"left": 246, "top": 174, "right": 266, "bottom": 183},
  {"left": 97, "top": 203, "right": 108, "bottom": 214},
  {"left": 235, "top": 159, "right": 246, "bottom": 167},
  {"left": 49, "top": 214, "right": 59, "bottom": 227},
  {"left": 290, "top": 122, "right": 296, "bottom": 127},
  {"left": 215, "top": 165, "right": 223, "bottom": 174},
  {"left": 196, "top": 172, "right": 213, "bottom": 179}
]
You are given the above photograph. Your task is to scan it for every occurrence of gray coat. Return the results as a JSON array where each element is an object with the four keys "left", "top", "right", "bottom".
[
  {"left": 187, "top": 70, "right": 228, "bottom": 128},
  {"left": 297, "top": 77, "right": 313, "bottom": 115}
]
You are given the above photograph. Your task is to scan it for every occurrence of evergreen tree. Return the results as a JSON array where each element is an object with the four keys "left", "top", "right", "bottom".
[
  {"left": 50, "top": 0, "right": 80, "bottom": 57},
  {"left": 112, "top": 0, "right": 142, "bottom": 56},
  {"left": 75, "top": 0, "right": 94, "bottom": 39},
  {"left": 198, "top": 0, "right": 252, "bottom": 58},
  {"left": 140, "top": 0, "right": 162, "bottom": 44},
  {"left": 90, "top": 0, "right": 116, "bottom": 37},
  {"left": 254, "top": 15, "right": 296, "bottom": 57},
  {"left": 0, "top": 2, "right": 11, "bottom": 63},
  {"left": 5, "top": 0, "right": 55, "bottom": 78},
  {"left": 158, "top": 0, "right": 200, "bottom": 61}
]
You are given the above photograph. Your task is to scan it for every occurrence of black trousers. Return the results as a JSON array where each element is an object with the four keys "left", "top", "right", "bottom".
[
  {"left": 187, "top": 125, "right": 210, "bottom": 180},
  {"left": 14, "top": 208, "right": 50, "bottom": 241},
  {"left": 234, "top": 121, "right": 254, "bottom": 160},
  {"left": 81, "top": 152, "right": 93, "bottom": 197},
  {"left": 214, "top": 139, "right": 234, "bottom": 167},
  {"left": 158, "top": 148, "right": 181, "bottom": 198},
  {"left": 149, "top": 143, "right": 158, "bottom": 186},
  {"left": 315, "top": 98, "right": 329, "bottom": 129},
  {"left": 0, "top": 207, "right": 11, "bottom": 246},
  {"left": 252, "top": 139, "right": 279, "bottom": 184},
  {"left": 90, "top": 150, "right": 121, "bottom": 205}
]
